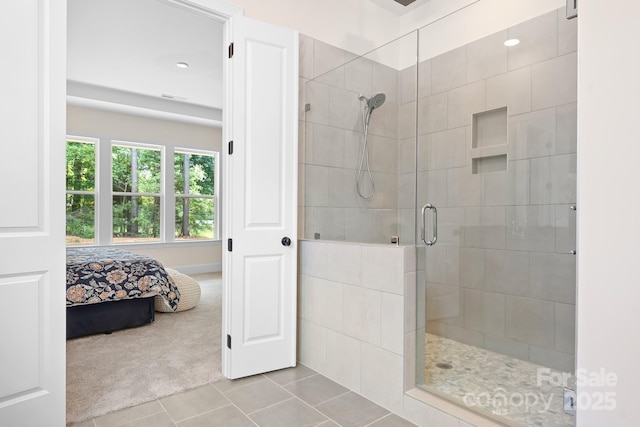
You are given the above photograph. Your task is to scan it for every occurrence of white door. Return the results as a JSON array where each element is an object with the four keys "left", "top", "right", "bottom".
[
  {"left": 222, "top": 15, "right": 298, "bottom": 379},
  {"left": 0, "top": 1, "right": 66, "bottom": 426}
]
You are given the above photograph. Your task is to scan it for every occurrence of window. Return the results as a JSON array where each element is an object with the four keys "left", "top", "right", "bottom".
[
  {"left": 65, "top": 137, "right": 219, "bottom": 245},
  {"left": 174, "top": 150, "right": 218, "bottom": 240},
  {"left": 112, "top": 143, "right": 162, "bottom": 243},
  {"left": 66, "top": 137, "right": 97, "bottom": 245}
]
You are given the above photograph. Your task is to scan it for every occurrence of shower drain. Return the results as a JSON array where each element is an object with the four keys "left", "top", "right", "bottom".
[{"left": 436, "top": 362, "right": 453, "bottom": 370}]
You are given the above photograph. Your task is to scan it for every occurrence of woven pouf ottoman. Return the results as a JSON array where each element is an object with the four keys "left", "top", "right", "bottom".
[{"left": 155, "top": 267, "right": 201, "bottom": 312}]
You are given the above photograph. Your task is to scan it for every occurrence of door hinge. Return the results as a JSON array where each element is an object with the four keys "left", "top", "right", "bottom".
[
  {"left": 226, "top": 334, "right": 232, "bottom": 349},
  {"left": 227, "top": 238, "right": 233, "bottom": 252},
  {"left": 228, "top": 140, "right": 234, "bottom": 155},
  {"left": 228, "top": 42, "right": 234, "bottom": 58}
]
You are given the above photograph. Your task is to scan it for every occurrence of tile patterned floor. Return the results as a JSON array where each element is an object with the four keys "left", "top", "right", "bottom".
[
  {"left": 68, "top": 364, "right": 417, "bottom": 427},
  {"left": 423, "top": 333, "right": 575, "bottom": 427}
]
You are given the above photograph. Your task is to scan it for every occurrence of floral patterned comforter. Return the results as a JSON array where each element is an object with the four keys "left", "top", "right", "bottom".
[{"left": 66, "top": 247, "right": 180, "bottom": 311}]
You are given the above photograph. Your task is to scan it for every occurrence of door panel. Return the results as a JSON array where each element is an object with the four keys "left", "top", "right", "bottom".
[
  {"left": 223, "top": 15, "right": 298, "bottom": 379},
  {"left": 244, "top": 255, "right": 284, "bottom": 342},
  {"left": 0, "top": 0, "right": 66, "bottom": 425}
]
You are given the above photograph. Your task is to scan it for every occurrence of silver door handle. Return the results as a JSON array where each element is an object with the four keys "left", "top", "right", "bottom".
[{"left": 421, "top": 203, "right": 437, "bottom": 246}]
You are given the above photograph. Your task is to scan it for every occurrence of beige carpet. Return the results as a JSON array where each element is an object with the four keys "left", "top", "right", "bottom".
[{"left": 66, "top": 272, "right": 223, "bottom": 424}]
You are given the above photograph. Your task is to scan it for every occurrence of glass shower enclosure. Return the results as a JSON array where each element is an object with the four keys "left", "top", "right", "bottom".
[{"left": 303, "top": 4, "right": 576, "bottom": 426}]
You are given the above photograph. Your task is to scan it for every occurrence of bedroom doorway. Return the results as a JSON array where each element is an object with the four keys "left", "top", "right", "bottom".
[
  {"left": 65, "top": 0, "right": 298, "bottom": 422},
  {"left": 0, "top": 0, "right": 298, "bottom": 422},
  {"left": 65, "top": 0, "right": 234, "bottom": 421}
]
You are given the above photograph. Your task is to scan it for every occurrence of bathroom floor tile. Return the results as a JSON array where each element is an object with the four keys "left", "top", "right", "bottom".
[
  {"left": 368, "top": 414, "right": 420, "bottom": 427},
  {"left": 265, "top": 364, "right": 317, "bottom": 386},
  {"left": 315, "top": 392, "right": 389, "bottom": 427},
  {"left": 222, "top": 378, "right": 292, "bottom": 414},
  {"left": 176, "top": 404, "right": 255, "bottom": 427},
  {"left": 93, "top": 400, "right": 165, "bottom": 427},
  {"left": 284, "top": 374, "right": 349, "bottom": 406},
  {"left": 74, "top": 365, "right": 417, "bottom": 427},
  {"left": 249, "top": 397, "right": 328, "bottom": 427},
  {"left": 118, "top": 412, "right": 175, "bottom": 427},
  {"left": 159, "top": 384, "right": 229, "bottom": 422}
]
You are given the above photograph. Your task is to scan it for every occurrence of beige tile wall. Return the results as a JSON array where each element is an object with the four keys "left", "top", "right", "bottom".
[{"left": 405, "top": 8, "right": 577, "bottom": 372}]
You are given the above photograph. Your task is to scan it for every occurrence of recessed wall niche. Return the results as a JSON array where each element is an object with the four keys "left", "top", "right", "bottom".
[{"left": 472, "top": 106, "right": 508, "bottom": 174}]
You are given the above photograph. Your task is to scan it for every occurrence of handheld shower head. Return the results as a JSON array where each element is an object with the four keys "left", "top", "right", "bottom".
[
  {"left": 355, "top": 92, "right": 387, "bottom": 200},
  {"left": 367, "top": 92, "right": 386, "bottom": 111},
  {"left": 359, "top": 92, "right": 387, "bottom": 127},
  {"left": 359, "top": 93, "right": 386, "bottom": 112}
]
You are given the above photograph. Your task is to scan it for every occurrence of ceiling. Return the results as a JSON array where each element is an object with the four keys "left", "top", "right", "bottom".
[
  {"left": 67, "top": 0, "right": 224, "bottom": 125},
  {"left": 67, "top": 0, "right": 430, "bottom": 126}
]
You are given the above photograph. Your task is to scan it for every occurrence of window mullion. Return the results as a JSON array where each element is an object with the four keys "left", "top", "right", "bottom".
[
  {"left": 98, "top": 138, "right": 111, "bottom": 245},
  {"left": 164, "top": 146, "right": 175, "bottom": 243}
]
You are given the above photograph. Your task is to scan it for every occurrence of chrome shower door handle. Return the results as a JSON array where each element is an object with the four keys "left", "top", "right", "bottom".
[{"left": 421, "top": 203, "right": 437, "bottom": 246}]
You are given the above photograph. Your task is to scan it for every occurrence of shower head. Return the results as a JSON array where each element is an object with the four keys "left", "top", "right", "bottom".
[
  {"left": 367, "top": 92, "right": 386, "bottom": 111},
  {"left": 359, "top": 92, "right": 387, "bottom": 127}
]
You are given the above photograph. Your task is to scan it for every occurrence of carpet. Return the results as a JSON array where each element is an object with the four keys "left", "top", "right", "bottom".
[{"left": 66, "top": 272, "right": 224, "bottom": 424}]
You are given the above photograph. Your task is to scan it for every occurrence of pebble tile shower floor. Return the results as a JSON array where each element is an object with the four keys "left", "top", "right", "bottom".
[{"left": 424, "top": 333, "right": 575, "bottom": 427}]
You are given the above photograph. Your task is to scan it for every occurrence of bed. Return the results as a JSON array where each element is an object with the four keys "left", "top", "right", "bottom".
[{"left": 66, "top": 247, "right": 180, "bottom": 339}]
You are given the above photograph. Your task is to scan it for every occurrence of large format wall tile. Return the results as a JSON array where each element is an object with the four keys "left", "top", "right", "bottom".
[
  {"left": 506, "top": 296, "right": 555, "bottom": 349},
  {"left": 447, "top": 81, "right": 485, "bottom": 128},
  {"left": 505, "top": 205, "right": 556, "bottom": 252},
  {"left": 463, "top": 289, "right": 506, "bottom": 336},
  {"left": 507, "top": 10, "right": 558, "bottom": 71},
  {"left": 431, "top": 46, "right": 467, "bottom": 94},
  {"left": 345, "top": 57, "right": 373, "bottom": 99},
  {"left": 342, "top": 284, "right": 382, "bottom": 345},
  {"left": 484, "top": 249, "right": 530, "bottom": 296},
  {"left": 486, "top": 67, "right": 532, "bottom": 116},
  {"left": 556, "top": 102, "right": 577, "bottom": 155},
  {"left": 466, "top": 30, "right": 508, "bottom": 83},
  {"left": 531, "top": 52, "right": 577, "bottom": 110},
  {"left": 508, "top": 108, "right": 556, "bottom": 160},
  {"left": 529, "top": 252, "right": 576, "bottom": 304},
  {"left": 325, "top": 329, "right": 361, "bottom": 392}
]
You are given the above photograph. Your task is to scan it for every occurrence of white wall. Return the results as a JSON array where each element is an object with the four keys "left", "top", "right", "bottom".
[
  {"left": 67, "top": 105, "right": 222, "bottom": 150},
  {"left": 227, "top": 0, "right": 400, "bottom": 56},
  {"left": 576, "top": 1, "right": 640, "bottom": 425},
  {"left": 67, "top": 105, "right": 223, "bottom": 272}
]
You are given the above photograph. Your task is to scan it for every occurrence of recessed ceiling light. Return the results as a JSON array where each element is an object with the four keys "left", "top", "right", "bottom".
[
  {"left": 176, "top": 62, "right": 189, "bottom": 69},
  {"left": 504, "top": 39, "right": 520, "bottom": 47}
]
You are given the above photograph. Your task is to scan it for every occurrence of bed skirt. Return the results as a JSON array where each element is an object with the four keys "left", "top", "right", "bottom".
[{"left": 66, "top": 297, "right": 155, "bottom": 339}]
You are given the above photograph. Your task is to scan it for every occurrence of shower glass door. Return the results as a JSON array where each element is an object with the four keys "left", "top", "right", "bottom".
[{"left": 416, "top": 7, "right": 577, "bottom": 427}]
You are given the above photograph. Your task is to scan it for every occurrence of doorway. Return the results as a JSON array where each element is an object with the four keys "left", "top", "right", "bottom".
[{"left": 65, "top": 0, "right": 231, "bottom": 422}]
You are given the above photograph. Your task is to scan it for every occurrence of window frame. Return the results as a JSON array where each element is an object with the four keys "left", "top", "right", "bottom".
[
  {"left": 173, "top": 148, "right": 220, "bottom": 242},
  {"left": 65, "top": 135, "right": 220, "bottom": 246},
  {"left": 65, "top": 135, "right": 99, "bottom": 245},
  {"left": 110, "top": 140, "right": 165, "bottom": 243}
]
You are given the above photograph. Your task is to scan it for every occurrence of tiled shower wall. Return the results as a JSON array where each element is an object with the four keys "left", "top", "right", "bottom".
[
  {"left": 298, "top": 240, "right": 416, "bottom": 416},
  {"left": 300, "top": 7, "right": 577, "bottom": 372},
  {"left": 300, "top": 35, "right": 410, "bottom": 244},
  {"left": 298, "top": 240, "right": 505, "bottom": 427},
  {"left": 407, "top": 8, "right": 577, "bottom": 372}
]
